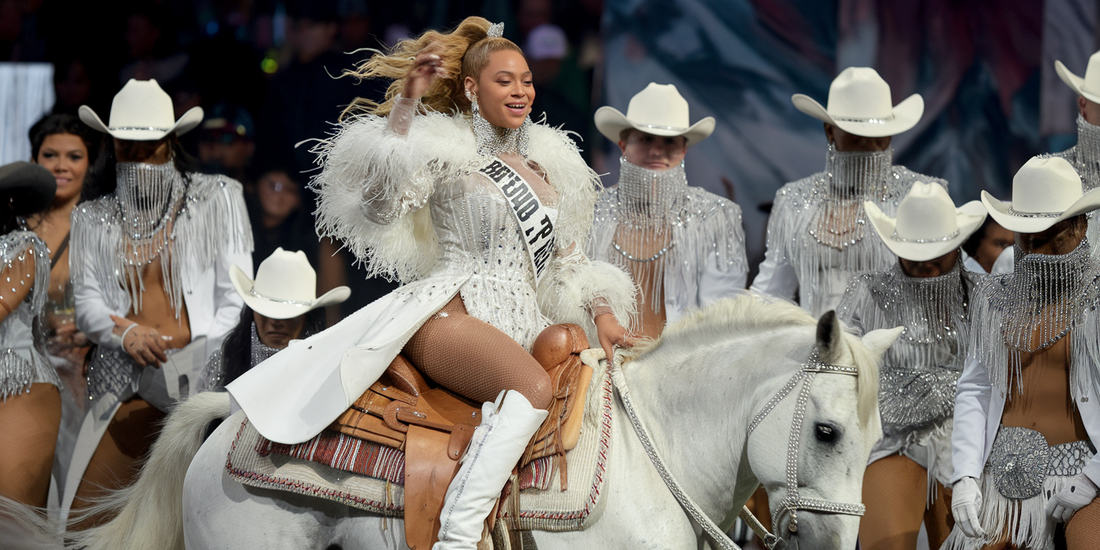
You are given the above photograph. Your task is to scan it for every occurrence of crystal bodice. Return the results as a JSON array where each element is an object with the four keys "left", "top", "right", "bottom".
[{"left": 427, "top": 157, "right": 559, "bottom": 350}]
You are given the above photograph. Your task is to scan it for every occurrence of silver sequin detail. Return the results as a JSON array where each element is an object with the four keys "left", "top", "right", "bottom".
[
  {"left": 70, "top": 170, "right": 252, "bottom": 319},
  {"left": 763, "top": 145, "right": 945, "bottom": 317},
  {"left": 470, "top": 108, "right": 530, "bottom": 158},
  {"left": 972, "top": 238, "right": 1100, "bottom": 398},
  {"left": 86, "top": 347, "right": 140, "bottom": 404},
  {"left": 0, "top": 232, "right": 56, "bottom": 399},
  {"left": 837, "top": 262, "right": 973, "bottom": 435},
  {"left": 589, "top": 159, "right": 747, "bottom": 314},
  {"left": 987, "top": 426, "right": 1093, "bottom": 499}
]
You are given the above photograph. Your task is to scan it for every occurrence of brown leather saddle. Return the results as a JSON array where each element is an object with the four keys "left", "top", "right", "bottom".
[{"left": 328, "top": 323, "right": 593, "bottom": 550}]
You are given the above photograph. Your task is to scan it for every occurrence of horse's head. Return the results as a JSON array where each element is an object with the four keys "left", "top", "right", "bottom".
[{"left": 747, "top": 310, "right": 899, "bottom": 550}]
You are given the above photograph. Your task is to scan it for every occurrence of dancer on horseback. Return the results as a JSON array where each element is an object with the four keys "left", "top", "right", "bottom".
[
  {"left": 587, "top": 83, "right": 748, "bottom": 339},
  {"left": 226, "top": 16, "right": 636, "bottom": 550},
  {"left": 836, "top": 182, "right": 986, "bottom": 549},
  {"left": 948, "top": 157, "right": 1100, "bottom": 549}
]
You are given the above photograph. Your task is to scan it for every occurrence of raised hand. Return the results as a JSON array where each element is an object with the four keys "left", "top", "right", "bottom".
[{"left": 401, "top": 44, "right": 447, "bottom": 101}]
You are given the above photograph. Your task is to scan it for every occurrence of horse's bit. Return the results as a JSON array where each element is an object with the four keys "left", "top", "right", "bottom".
[{"left": 742, "top": 351, "right": 867, "bottom": 549}]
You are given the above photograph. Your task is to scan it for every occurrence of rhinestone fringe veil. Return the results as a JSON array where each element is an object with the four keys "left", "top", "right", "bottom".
[
  {"left": 589, "top": 159, "right": 746, "bottom": 314},
  {"left": 969, "top": 239, "right": 1100, "bottom": 400},
  {"left": 70, "top": 166, "right": 253, "bottom": 319},
  {"left": 764, "top": 146, "right": 941, "bottom": 316}
]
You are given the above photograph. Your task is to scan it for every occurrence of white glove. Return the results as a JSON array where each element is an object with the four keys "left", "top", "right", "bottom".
[
  {"left": 951, "top": 476, "right": 986, "bottom": 538},
  {"left": 1046, "top": 473, "right": 1099, "bottom": 523}
]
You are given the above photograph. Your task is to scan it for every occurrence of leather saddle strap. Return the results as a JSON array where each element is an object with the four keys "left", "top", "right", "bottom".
[{"left": 404, "top": 426, "right": 461, "bottom": 550}]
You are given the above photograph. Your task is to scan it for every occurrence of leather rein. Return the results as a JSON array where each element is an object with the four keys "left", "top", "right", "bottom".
[{"left": 610, "top": 350, "right": 866, "bottom": 550}]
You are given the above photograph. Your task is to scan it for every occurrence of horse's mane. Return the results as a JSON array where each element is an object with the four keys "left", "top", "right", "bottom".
[{"left": 621, "top": 295, "right": 880, "bottom": 430}]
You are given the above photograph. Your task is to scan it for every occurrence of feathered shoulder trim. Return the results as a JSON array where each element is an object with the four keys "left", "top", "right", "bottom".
[{"left": 312, "top": 112, "right": 599, "bottom": 282}]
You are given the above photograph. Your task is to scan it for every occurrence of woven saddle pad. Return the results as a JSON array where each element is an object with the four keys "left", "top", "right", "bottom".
[{"left": 226, "top": 351, "right": 614, "bottom": 532}]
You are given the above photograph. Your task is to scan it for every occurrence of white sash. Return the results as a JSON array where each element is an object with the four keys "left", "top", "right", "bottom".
[{"left": 478, "top": 158, "right": 556, "bottom": 283}]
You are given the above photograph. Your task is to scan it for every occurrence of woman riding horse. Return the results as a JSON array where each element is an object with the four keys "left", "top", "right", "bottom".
[{"left": 226, "top": 16, "right": 636, "bottom": 550}]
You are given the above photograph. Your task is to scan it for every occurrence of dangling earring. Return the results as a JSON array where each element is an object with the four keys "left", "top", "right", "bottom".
[{"left": 466, "top": 89, "right": 479, "bottom": 114}]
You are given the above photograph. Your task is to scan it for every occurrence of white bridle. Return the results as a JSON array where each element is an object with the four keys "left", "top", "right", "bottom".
[{"left": 611, "top": 350, "right": 867, "bottom": 550}]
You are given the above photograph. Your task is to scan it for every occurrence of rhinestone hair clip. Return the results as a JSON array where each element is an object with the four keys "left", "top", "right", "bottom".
[{"left": 487, "top": 22, "right": 504, "bottom": 37}]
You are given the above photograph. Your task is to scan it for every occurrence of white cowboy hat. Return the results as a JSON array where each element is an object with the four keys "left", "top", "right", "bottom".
[
  {"left": 981, "top": 156, "right": 1100, "bottom": 234},
  {"left": 79, "top": 79, "right": 203, "bottom": 141},
  {"left": 1055, "top": 50, "right": 1100, "bottom": 105},
  {"left": 594, "top": 83, "right": 715, "bottom": 147},
  {"left": 230, "top": 248, "right": 350, "bottom": 319},
  {"left": 792, "top": 67, "right": 924, "bottom": 138},
  {"left": 865, "top": 182, "right": 986, "bottom": 262}
]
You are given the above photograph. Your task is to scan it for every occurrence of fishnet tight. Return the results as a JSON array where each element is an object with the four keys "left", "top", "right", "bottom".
[
  {"left": 859, "top": 454, "right": 952, "bottom": 550},
  {"left": 403, "top": 295, "right": 552, "bottom": 408},
  {"left": 1065, "top": 497, "right": 1100, "bottom": 549}
]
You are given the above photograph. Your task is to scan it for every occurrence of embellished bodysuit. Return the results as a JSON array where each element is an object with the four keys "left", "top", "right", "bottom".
[
  {"left": 0, "top": 230, "right": 54, "bottom": 399},
  {"left": 838, "top": 261, "right": 977, "bottom": 484},
  {"left": 947, "top": 240, "right": 1100, "bottom": 550}
]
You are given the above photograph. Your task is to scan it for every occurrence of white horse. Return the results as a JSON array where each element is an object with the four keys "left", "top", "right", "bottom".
[{"left": 61, "top": 295, "right": 900, "bottom": 550}]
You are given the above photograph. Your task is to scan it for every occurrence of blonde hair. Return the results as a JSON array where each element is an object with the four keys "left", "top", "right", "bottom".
[{"left": 342, "top": 16, "right": 524, "bottom": 119}]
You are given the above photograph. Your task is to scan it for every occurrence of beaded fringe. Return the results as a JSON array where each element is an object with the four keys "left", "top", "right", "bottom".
[
  {"left": 970, "top": 240, "right": 1100, "bottom": 400},
  {"left": 0, "top": 232, "right": 55, "bottom": 399},
  {"left": 837, "top": 262, "right": 973, "bottom": 433},
  {"left": 70, "top": 171, "right": 252, "bottom": 318},
  {"left": 590, "top": 160, "right": 746, "bottom": 314},
  {"left": 765, "top": 146, "right": 940, "bottom": 316},
  {"left": 942, "top": 473, "right": 1068, "bottom": 550}
]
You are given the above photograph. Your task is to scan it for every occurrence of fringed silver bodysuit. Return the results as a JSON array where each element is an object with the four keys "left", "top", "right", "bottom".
[
  {"left": 588, "top": 159, "right": 747, "bottom": 319},
  {"left": 0, "top": 231, "right": 54, "bottom": 399},
  {"left": 75, "top": 165, "right": 252, "bottom": 406},
  {"left": 838, "top": 261, "right": 976, "bottom": 438},
  {"left": 757, "top": 145, "right": 948, "bottom": 317}
]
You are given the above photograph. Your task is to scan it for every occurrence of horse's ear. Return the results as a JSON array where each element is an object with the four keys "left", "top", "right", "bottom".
[
  {"left": 861, "top": 326, "right": 903, "bottom": 362},
  {"left": 814, "top": 310, "right": 844, "bottom": 363}
]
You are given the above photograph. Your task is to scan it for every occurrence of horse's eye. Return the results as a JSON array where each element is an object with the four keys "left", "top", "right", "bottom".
[{"left": 815, "top": 423, "right": 837, "bottom": 443}]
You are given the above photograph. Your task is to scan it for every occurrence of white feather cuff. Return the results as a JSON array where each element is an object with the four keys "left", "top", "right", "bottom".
[{"left": 538, "top": 250, "right": 639, "bottom": 345}]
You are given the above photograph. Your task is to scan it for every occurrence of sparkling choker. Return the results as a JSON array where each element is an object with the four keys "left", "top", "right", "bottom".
[{"left": 471, "top": 108, "right": 530, "bottom": 157}]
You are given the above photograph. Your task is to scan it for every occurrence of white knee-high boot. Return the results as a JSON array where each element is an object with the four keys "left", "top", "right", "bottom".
[{"left": 433, "top": 390, "right": 548, "bottom": 550}]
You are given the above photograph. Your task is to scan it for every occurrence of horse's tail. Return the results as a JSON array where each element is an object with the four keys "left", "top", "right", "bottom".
[{"left": 65, "top": 391, "right": 232, "bottom": 550}]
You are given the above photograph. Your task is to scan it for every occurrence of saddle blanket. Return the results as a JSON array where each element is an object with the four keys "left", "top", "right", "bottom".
[{"left": 226, "top": 351, "right": 614, "bottom": 532}]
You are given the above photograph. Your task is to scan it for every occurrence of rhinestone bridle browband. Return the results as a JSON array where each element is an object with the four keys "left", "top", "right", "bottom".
[{"left": 743, "top": 352, "right": 866, "bottom": 546}]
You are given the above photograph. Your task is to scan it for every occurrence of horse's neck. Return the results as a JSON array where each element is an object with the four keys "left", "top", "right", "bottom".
[{"left": 622, "top": 328, "right": 813, "bottom": 515}]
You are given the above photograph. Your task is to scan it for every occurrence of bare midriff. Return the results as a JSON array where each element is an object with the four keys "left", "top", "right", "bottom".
[
  {"left": 614, "top": 224, "right": 669, "bottom": 339},
  {"left": 1001, "top": 335, "right": 1088, "bottom": 447},
  {"left": 125, "top": 258, "right": 191, "bottom": 350}
]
